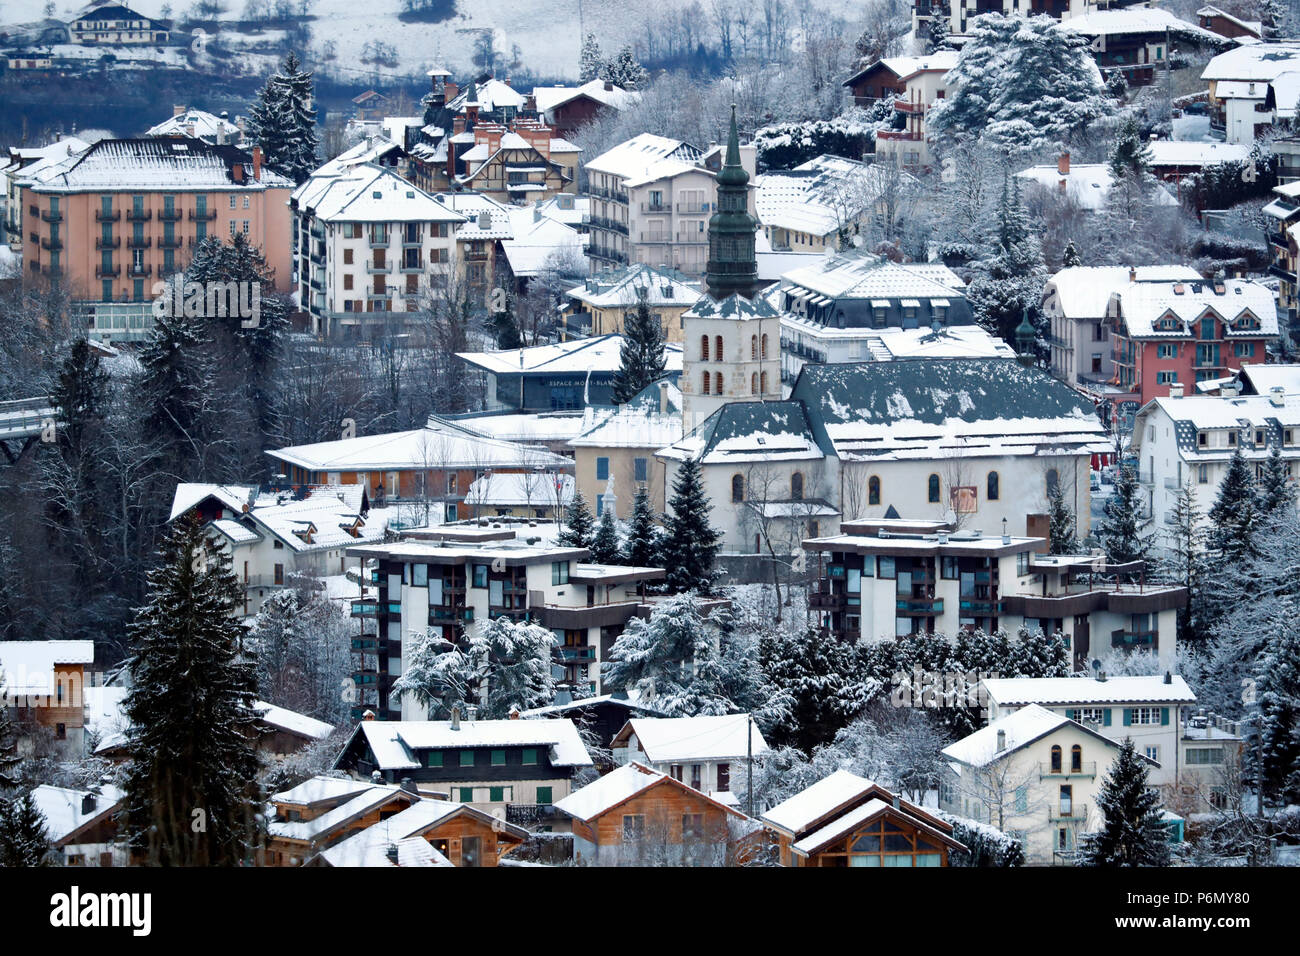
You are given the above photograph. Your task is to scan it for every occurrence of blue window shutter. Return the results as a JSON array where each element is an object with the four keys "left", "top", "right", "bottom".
[
  {"left": 1065, "top": 709, "right": 1075, "bottom": 721},
  {"left": 1161, "top": 707, "right": 1169, "bottom": 726},
  {"left": 1123, "top": 708, "right": 1132, "bottom": 726},
  {"left": 1103, "top": 709, "right": 1112, "bottom": 727}
]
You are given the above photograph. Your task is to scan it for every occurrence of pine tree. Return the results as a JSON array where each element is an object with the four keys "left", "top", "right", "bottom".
[
  {"left": 759, "top": 625, "right": 873, "bottom": 753},
  {"left": 610, "top": 288, "right": 666, "bottom": 405},
  {"left": 1255, "top": 444, "right": 1293, "bottom": 516},
  {"left": 967, "top": 169, "right": 1046, "bottom": 347},
  {"left": 490, "top": 294, "right": 522, "bottom": 350},
  {"left": 1079, "top": 738, "right": 1171, "bottom": 866},
  {"left": 1252, "top": 602, "right": 1300, "bottom": 804},
  {"left": 1208, "top": 449, "right": 1260, "bottom": 559},
  {"left": 623, "top": 486, "right": 661, "bottom": 567},
  {"left": 1106, "top": 68, "right": 1128, "bottom": 100},
  {"left": 0, "top": 791, "right": 52, "bottom": 866},
  {"left": 600, "top": 45, "right": 649, "bottom": 91},
  {"left": 138, "top": 305, "right": 213, "bottom": 481},
  {"left": 0, "top": 689, "right": 19, "bottom": 793},
  {"left": 248, "top": 52, "right": 319, "bottom": 184},
  {"left": 1062, "top": 239, "right": 1081, "bottom": 268},
  {"left": 52, "top": 338, "right": 109, "bottom": 458},
  {"left": 579, "top": 33, "right": 603, "bottom": 82},
  {"left": 1048, "top": 481, "right": 1078, "bottom": 554},
  {"left": 1165, "top": 480, "right": 1209, "bottom": 645},
  {"left": 590, "top": 507, "right": 622, "bottom": 564},
  {"left": 557, "top": 493, "right": 596, "bottom": 550},
  {"left": 121, "top": 517, "right": 262, "bottom": 866},
  {"left": 1099, "top": 465, "right": 1150, "bottom": 565},
  {"left": 926, "top": 10, "right": 951, "bottom": 53},
  {"left": 662, "top": 459, "right": 721, "bottom": 594}
]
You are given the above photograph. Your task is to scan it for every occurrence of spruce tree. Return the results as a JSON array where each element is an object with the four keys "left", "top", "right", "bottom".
[
  {"left": 248, "top": 52, "right": 319, "bottom": 184},
  {"left": 623, "top": 485, "right": 661, "bottom": 567},
  {"left": 0, "top": 791, "right": 52, "bottom": 866},
  {"left": 1099, "top": 465, "right": 1150, "bottom": 565},
  {"left": 0, "top": 688, "right": 19, "bottom": 793},
  {"left": 610, "top": 288, "right": 666, "bottom": 405},
  {"left": 1253, "top": 605, "right": 1300, "bottom": 804},
  {"left": 1255, "top": 443, "right": 1293, "bottom": 516},
  {"left": 662, "top": 459, "right": 721, "bottom": 594},
  {"left": 557, "top": 494, "right": 596, "bottom": 550},
  {"left": 138, "top": 304, "right": 213, "bottom": 481},
  {"left": 590, "top": 507, "right": 621, "bottom": 564},
  {"left": 490, "top": 294, "right": 522, "bottom": 350},
  {"left": 51, "top": 337, "right": 109, "bottom": 459},
  {"left": 1048, "top": 481, "right": 1078, "bottom": 554},
  {"left": 1062, "top": 239, "right": 1081, "bottom": 268},
  {"left": 600, "top": 45, "right": 649, "bottom": 91},
  {"left": 1208, "top": 449, "right": 1259, "bottom": 559},
  {"left": 121, "top": 517, "right": 262, "bottom": 866},
  {"left": 579, "top": 33, "right": 603, "bottom": 82},
  {"left": 1079, "top": 738, "right": 1171, "bottom": 866},
  {"left": 1166, "top": 480, "right": 1209, "bottom": 645}
]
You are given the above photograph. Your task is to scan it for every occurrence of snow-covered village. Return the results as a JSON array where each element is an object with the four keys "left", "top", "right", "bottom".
[{"left": 0, "top": 0, "right": 1294, "bottom": 911}]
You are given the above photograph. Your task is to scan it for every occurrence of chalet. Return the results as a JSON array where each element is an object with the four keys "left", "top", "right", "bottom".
[
  {"left": 841, "top": 56, "right": 913, "bottom": 106},
  {"left": 941, "top": 703, "right": 1158, "bottom": 865},
  {"left": 94, "top": 697, "right": 335, "bottom": 760},
  {"left": 1146, "top": 140, "right": 1249, "bottom": 187},
  {"left": 869, "top": 52, "right": 959, "bottom": 169},
  {"left": 1016, "top": 152, "right": 1179, "bottom": 213},
  {"left": 761, "top": 769, "right": 963, "bottom": 867},
  {"left": 454, "top": 120, "right": 577, "bottom": 202},
  {"left": 556, "top": 762, "right": 759, "bottom": 865},
  {"left": 1059, "top": 8, "right": 1227, "bottom": 87},
  {"left": 1197, "top": 5, "right": 1263, "bottom": 40},
  {"left": 69, "top": 4, "right": 169, "bottom": 44},
  {"left": 30, "top": 784, "right": 126, "bottom": 866},
  {"left": 264, "top": 775, "right": 425, "bottom": 866},
  {"left": 532, "top": 80, "right": 641, "bottom": 136},
  {"left": 519, "top": 693, "right": 666, "bottom": 758},
  {"left": 334, "top": 714, "right": 594, "bottom": 831},
  {"left": 352, "top": 90, "right": 389, "bottom": 122},
  {"left": 0, "top": 639, "right": 95, "bottom": 755},
  {"left": 145, "top": 105, "right": 244, "bottom": 146},
  {"left": 1202, "top": 41, "right": 1300, "bottom": 143},
  {"left": 611, "top": 715, "right": 768, "bottom": 796}
]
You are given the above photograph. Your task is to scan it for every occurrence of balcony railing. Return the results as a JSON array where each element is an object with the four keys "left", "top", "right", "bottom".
[
  {"left": 1269, "top": 263, "right": 1298, "bottom": 283},
  {"left": 896, "top": 598, "right": 943, "bottom": 615},
  {"left": 958, "top": 599, "right": 1003, "bottom": 615},
  {"left": 40, "top": 238, "right": 62, "bottom": 251},
  {"left": 127, "top": 236, "right": 152, "bottom": 249},
  {"left": 126, "top": 209, "right": 152, "bottom": 222},
  {"left": 876, "top": 129, "right": 923, "bottom": 142},
  {"left": 556, "top": 646, "right": 596, "bottom": 662},
  {"left": 1039, "top": 761, "right": 1097, "bottom": 780},
  {"left": 95, "top": 265, "right": 120, "bottom": 278},
  {"left": 350, "top": 599, "right": 402, "bottom": 617},
  {"left": 1050, "top": 803, "right": 1088, "bottom": 822},
  {"left": 640, "top": 231, "right": 671, "bottom": 242},
  {"left": 158, "top": 208, "right": 183, "bottom": 222},
  {"left": 368, "top": 235, "right": 390, "bottom": 248},
  {"left": 40, "top": 209, "right": 63, "bottom": 222},
  {"left": 127, "top": 264, "right": 152, "bottom": 277},
  {"left": 95, "top": 209, "right": 120, "bottom": 222},
  {"left": 190, "top": 208, "right": 217, "bottom": 221},
  {"left": 1268, "top": 230, "right": 1290, "bottom": 248},
  {"left": 1111, "top": 629, "right": 1156, "bottom": 648},
  {"left": 640, "top": 201, "right": 671, "bottom": 213},
  {"left": 366, "top": 262, "right": 391, "bottom": 274},
  {"left": 95, "top": 236, "right": 120, "bottom": 250},
  {"left": 159, "top": 235, "right": 183, "bottom": 249},
  {"left": 677, "top": 201, "right": 712, "bottom": 214}
]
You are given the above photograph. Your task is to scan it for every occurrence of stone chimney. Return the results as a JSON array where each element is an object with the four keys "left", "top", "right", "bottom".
[
  {"left": 450, "top": 704, "right": 461, "bottom": 730},
  {"left": 466, "top": 704, "right": 479, "bottom": 722},
  {"left": 445, "top": 80, "right": 459, "bottom": 103},
  {"left": 362, "top": 708, "right": 376, "bottom": 721},
  {"left": 1128, "top": 265, "right": 1137, "bottom": 283},
  {"left": 252, "top": 145, "right": 263, "bottom": 182},
  {"left": 1169, "top": 382, "right": 1184, "bottom": 398},
  {"left": 508, "top": 705, "right": 521, "bottom": 720},
  {"left": 1058, "top": 151, "right": 1070, "bottom": 175},
  {"left": 604, "top": 80, "right": 613, "bottom": 92},
  {"left": 1270, "top": 385, "right": 1286, "bottom": 407},
  {"left": 658, "top": 380, "right": 670, "bottom": 414},
  {"left": 386, "top": 843, "right": 399, "bottom": 865},
  {"left": 996, "top": 729, "right": 1007, "bottom": 751},
  {"left": 399, "top": 777, "right": 418, "bottom": 795},
  {"left": 173, "top": 103, "right": 186, "bottom": 117}
]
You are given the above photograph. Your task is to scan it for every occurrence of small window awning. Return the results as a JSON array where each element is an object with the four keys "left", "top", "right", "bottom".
[
  {"left": 930, "top": 298, "right": 951, "bottom": 307},
  {"left": 870, "top": 299, "right": 891, "bottom": 308},
  {"left": 901, "top": 299, "right": 921, "bottom": 308}
]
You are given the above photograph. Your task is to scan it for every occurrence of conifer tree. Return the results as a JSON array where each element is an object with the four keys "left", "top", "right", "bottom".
[
  {"left": 1252, "top": 603, "right": 1300, "bottom": 804},
  {"left": 926, "top": 10, "right": 951, "bottom": 52},
  {"left": 121, "top": 517, "right": 262, "bottom": 866},
  {"left": 590, "top": 507, "right": 621, "bottom": 564},
  {"left": 600, "top": 45, "right": 649, "bottom": 91},
  {"left": 662, "top": 459, "right": 721, "bottom": 594},
  {"left": 1208, "top": 449, "right": 1259, "bottom": 559},
  {"left": 0, "top": 687, "right": 19, "bottom": 793},
  {"left": 1098, "top": 465, "right": 1150, "bottom": 565},
  {"left": 1255, "top": 443, "right": 1293, "bottom": 516},
  {"left": 490, "top": 293, "right": 522, "bottom": 350},
  {"left": 138, "top": 305, "right": 213, "bottom": 481},
  {"left": 557, "top": 494, "right": 596, "bottom": 550},
  {"left": 1165, "top": 480, "right": 1209, "bottom": 645},
  {"left": 391, "top": 629, "right": 471, "bottom": 719},
  {"left": 1062, "top": 239, "right": 1081, "bottom": 268},
  {"left": 248, "top": 52, "right": 319, "bottom": 184},
  {"left": 1106, "top": 68, "right": 1128, "bottom": 100},
  {"left": 52, "top": 337, "right": 109, "bottom": 459},
  {"left": 623, "top": 485, "right": 661, "bottom": 567},
  {"left": 579, "top": 33, "right": 603, "bottom": 82},
  {"left": 0, "top": 792, "right": 52, "bottom": 866},
  {"left": 610, "top": 288, "right": 666, "bottom": 405},
  {"left": 1048, "top": 481, "right": 1078, "bottom": 554},
  {"left": 1079, "top": 738, "right": 1171, "bottom": 866}
]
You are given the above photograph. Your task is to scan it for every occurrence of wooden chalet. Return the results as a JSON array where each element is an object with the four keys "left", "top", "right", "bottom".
[
  {"left": 761, "top": 770, "right": 964, "bottom": 867},
  {"left": 555, "top": 762, "right": 761, "bottom": 866},
  {"left": 264, "top": 776, "right": 425, "bottom": 866},
  {"left": 0, "top": 640, "right": 94, "bottom": 755}
]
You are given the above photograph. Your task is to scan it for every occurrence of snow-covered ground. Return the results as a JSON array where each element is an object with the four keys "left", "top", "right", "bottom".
[
  {"left": 2, "top": 0, "right": 701, "bottom": 80},
  {"left": 1172, "top": 114, "right": 1214, "bottom": 142}
]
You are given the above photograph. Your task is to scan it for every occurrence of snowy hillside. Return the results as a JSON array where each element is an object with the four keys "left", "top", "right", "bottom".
[{"left": 2, "top": 0, "right": 683, "bottom": 80}]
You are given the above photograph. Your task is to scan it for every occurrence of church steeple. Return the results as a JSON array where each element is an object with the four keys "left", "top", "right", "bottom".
[{"left": 705, "top": 105, "right": 758, "bottom": 301}]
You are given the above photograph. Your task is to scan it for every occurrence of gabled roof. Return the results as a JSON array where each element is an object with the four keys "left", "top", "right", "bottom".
[
  {"left": 267, "top": 785, "right": 417, "bottom": 844},
  {"left": 1112, "top": 277, "right": 1279, "bottom": 338},
  {"left": 980, "top": 675, "right": 1199, "bottom": 707},
  {"left": 565, "top": 264, "right": 701, "bottom": 309},
  {"left": 169, "top": 482, "right": 256, "bottom": 521},
  {"left": 1015, "top": 163, "right": 1178, "bottom": 210},
  {"left": 584, "top": 133, "right": 703, "bottom": 180},
  {"left": 447, "top": 78, "right": 526, "bottom": 114},
  {"left": 30, "top": 785, "right": 123, "bottom": 845},
  {"left": 556, "top": 761, "right": 752, "bottom": 823},
  {"left": 611, "top": 715, "right": 768, "bottom": 763},
  {"left": 683, "top": 291, "right": 781, "bottom": 320},
  {"left": 1202, "top": 40, "right": 1300, "bottom": 81},
  {"left": 20, "top": 138, "right": 293, "bottom": 191},
  {"left": 145, "top": 108, "right": 241, "bottom": 144},
  {"left": 1044, "top": 266, "right": 1202, "bottom": 320},
  {"left": 790, "top": 796, "right": 964, "bottom": 858},
  {"left": 466, "top": 471, "right": 574, "bottom": 507},
  {"left": 357, "top": 795, "right": 528, "bottom": 843},
  {"left": 292, "top": 163, "right": 462, "bottom": 224},
  {"left": 345, "top": 718, "right": 594, "bottom": 771},
  {"left": 842, "top": 51, "right": 959, "bottom": 87},
  {"left": 568, "top": 383, "right": 683, "bottom": 449},
  {"left": 659, "top": 400, "right": 827, "bottom": 465},
  {"left": 272, "top": 775, "right": 376, "bottom": 807},
  {"left": 944, "top": 704, "right": 1085, "bottom": 768},
  {"left": 533, "top": 79, "right": 641, "bottom": 114},
  {"left": 458, "top": 333, "right": 683, "bottom": 377},
  {"left": 0, "top": 640, "right": 95, "bottom": 696},
  {"left": 316, "top": 831, "right": 452, "bottom": 867},
  {"left": 1061, "top": 7, "right": 1227, "bottom": 44},
  {"left": 776, "top": 251, "right": 964, "bottom": 302},
  {"left": 432, "top": 191, "right": 514, "bottom": 239}
]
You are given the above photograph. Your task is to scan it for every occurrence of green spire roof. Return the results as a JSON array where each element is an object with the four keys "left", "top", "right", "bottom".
[{"left": 704, "top": 105, "right": 758, "bottom": 301}]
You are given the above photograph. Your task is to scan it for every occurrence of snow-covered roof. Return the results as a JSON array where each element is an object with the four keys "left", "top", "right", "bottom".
[
  {"left": 567, "top": 264, "right": 701, "bottom": 309},
  {"left": 584, "top": 133, "right": 703, "bottom": 181},
  {"left": 30, "top": 785, "right": 123, "bottom": 844},
  {"left": 317, "top": 830, "right": 453, "bottom": 867},
  {"left": 144, "top": 108, "right": 241, "bottom": 144},
  {"left": 268, "top": 785, "right": 412, "bottom": 842},
  {"left": 555, "top": 762, "right": 665, "bottom": 820},
  {"left": 3, "top": 136, "right": 90, "bottom": 176},
  {"left": 501, "top": 206, "right": 585, "bottom": 277},
  {"left": 1061, "top": 7, "right": 1225, "bottom": 43},
  {"left": 1044, "top": 266, "right": 1202, "bottom": 319},
  {"left": 1202, "top": 41, "right": 1300, "bottom": 82},
  {"left": 1239, "top": 363, "right": 1300, "bottom": 395},
  {"left": 169, "top": 482, "right": 256, "bottom": 521},
  {"left": 981, "top": 676, "right": 1199, "bottom": 707},
  {"left": 755, "top": 155, "right": 918, "bottom": 237},
  {"left": 433, "top": 191, "right": 514, "bottom": 239},
  {"left": 776, "top": 322, "right": 1014, "bottom": 360},
  {"left": 352, "top": 718, "right": 594, "bottom": 770},
  {"left": 293, "top": 163, "right": 463, "bottom": 224},
  {"left": 267, "top": 421, "right": 571, "bottom": 473},
  {"left": 433, "top": 410, "right": 596, "bottom": 444},
  {"left": 273, "top": 775, "right": 374, "bottom": 807},
  {"left": 458, "top": 333, "right": 683, "bottom": 376},
  {"left": 1147, "top": 393, "right": 1300, "bottom": 437},
  {"left": 0, "top": 640, "right": 95, "bottom": 696},
  {"left": 530, "top": 194, "right": 590, "bottom": 228},
  {"left": 776, "top": 251, "right": 964, "bottom": 302},
  {"left": 615, "top": 715, "right": 768, "bottom": 763},
  {"left": 448, "top": 78, "right": 527, "bottom": 114},
  {"left": 1015, "top": 163, "right": 1178, "bottom": 210},
  {"left": 844, "top": 51, "right": 959, "bottom": 85},
  {"left": 1113, "top": 277, "right": 1278, "bottom": 338},
  {"left": 200, "top": 484, "right": 385, "bottom": 554},
  {"left": 307, "top": 135, "right": 406, "bottom": 180},
  {"left": 465, "top": 471, "right": 574, "bottom": 507},
  {"left": 659, "top": 400, "right": 826, "bottom": 466},
  {"left": 568, "top": 389, "right": 683, "bottom": 449},
  {"left": 1146, "top": 139, "right": 1250, "bottom": 168},
  {"left": 789, "top": 795, "right": 961, "bottom": 857},
  {"left": 255, "top": 701, "right": 336, "bottom": 740},
  {"left": 19, "top": 138, "right": 292, "bottom": 192},
  {"left": 532, "top": 79, "right": 641, "bottom": 115},
  {"left": 762, "top": 769, "right": 878, "bottom": 835},
  {"left": 1197, "top": 5, "right": 1262, "bottom": 37},
  {"left": 943, "top": 703, "right": 1076, "bottom": 767}
]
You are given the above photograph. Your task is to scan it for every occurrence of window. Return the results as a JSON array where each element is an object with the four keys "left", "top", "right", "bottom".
[
  {"left": 472, "top": 564, "right": 488, "bottom": 588},
  {"left": 489, "top": 786, "right": 505, "bottom": 802},
  {"left": 491, "top": 749, "right": 506, "bottom": 766},
  {"left": 523, "top": 748, "right": 539, "bottom": 765},
  {"left": 1125, "top": 707, "right": 1166, "bottom": 726},
  {"left": 1145, "top": 746, "right": 1160, "bottom": 763},
  {"left": 1235, "top": 342, "right": 1256, "bottom": 358},
  {"left": 596, "top": 457, "right": 609, "bottom": 481},
  {"left": 715, "top": 372, "right": 723, "bottom": 395},
  {"left": 761, "top": 333, "right": 768, "bottom": 359},
  {"left": 717, "top": 763, "right": 730, "bottom": 791},
  {"left": 458, "top": 787, "right": 474, "bottom": 803},
  {"left": 986, "top": 471, "right": 999, "bottom": 501},
  {"left": 928, "top": 473, "right": 941, "bottom": 503},
  {"left": 700, "top": 334, "right": 709, "bottom": 360},
  {"left": 622, "top": 814, "right": 645, "bottom": 844},
  {"left": 941, "top": 556, "right": 958, "bottom": 580},
  {"left": 1050, "top": 745, "right": 1062, "bottom": 773},
  {"left": 1075, "top": 708, "right": 1107, "bottom": 724},
  {"left": 715, "top": 335, "right": 723, "bottom": 360},
  {"left": 1156, "top": 371, "right": 1178, "bottom": 385},
  {"left": 690, "top": 765, "right": 702, "bottom": 790},
  {"left": 1198, "top": 463, "right": 1209, "bottom": 484},
  {"left": 682, "top": 813, "right": 705, "bottom": 840},
  {"left": 426, "top": 751, "right": 443, "bottom": 768},
  {"left": 1187, "top": 747, "right": 1224, "bottom": 765},
  {"left": 634, "top": 457, "right": 648, "bottom": 482},
  {"left": 1014, "top": 785, "right": 1027, "bottom": 813},
  {"left": 1059, "top": 785, "right": 1073, "bottom": 815},
  {"left": 274, "top": 563, "right": 284, "bottom": 585},
  {"left": 878, "top": 555, "right": 896, "bottom": 579},
  {"left": 751, "top": 372, "right": 758, "bottom": 395},
  {"left": 868, "top": 476, "right": 880, "bottom": 506},
  {"left": 751, "top": 334, "right": 758, "bottom": 360},
  {"left": 1046, "top": 468, "right": 1060, "bottom": 498},
  {"left": 1157, "top": 343, "right": 1178, "bottom": 359},
  {"left": 550, "top": 562, "right": 569, "bottom": 586},
  {"left": 1228, "top": 430, "right": 1238, "bottom": 447},
  {"left": 460, "top": 750, "right": 476, "bottom": 767},
  {"left": 1071, "top": 745, "right": 1082, "bottom": 773},
  {"left": 230, "top": 195, "right": 237, "bottom": 209},
  {"left": 760, "top": 371, "right": 768, "bottom": 393},
  {"left": 1017, "top": 551, "right": 1030, "bottom": 576},
  {"left": 242, "top": 195, "right": 250, "bottom": 209},
  {"left": 702, "top": 371, "right": 711, "bottom": 394},
  {"left": 536, "top": 786, "right": 553, "bottom": 804},
  {"left": 791, "top": 472, "right": 804, "bottom": 500},
  {"left": 731, "top": 474, "right": 744, "bottom": 502}
]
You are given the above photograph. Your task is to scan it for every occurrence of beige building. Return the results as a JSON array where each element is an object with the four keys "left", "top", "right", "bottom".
[
  {"left": 454, "top": 120, "right": 579, "bottom": 202},
  {"left": 559, "top": 263, "right": 702, "bottom": 342}
]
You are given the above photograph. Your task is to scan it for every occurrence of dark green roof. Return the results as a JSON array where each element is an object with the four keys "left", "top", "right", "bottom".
[
  {"left": 682, "top": 400, "right": 827, "bottom": 460},
  {"left": 789, "top": 358, "right": 1100, "bottom": 426},
  {"left": 684, "top": 292, "right": 778, "bottom": 320}
]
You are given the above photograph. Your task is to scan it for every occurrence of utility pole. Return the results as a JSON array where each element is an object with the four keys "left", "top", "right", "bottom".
[{"left": 747, "top": 713, "right": 754, "bottom": 818}]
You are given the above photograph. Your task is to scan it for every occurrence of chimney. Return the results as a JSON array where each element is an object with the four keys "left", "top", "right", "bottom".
[
  {"left": 362, "top": 708, "right": 375, "bottom": 721},
  {"left": 466, "top": 704, "right": 479, "bottom": 722},
  {"left": 445, "top": 80, "right": 459, "bottom": 103},
  {"left": 1057, "top": 151, "right": 1070, "bottom": 175},
  {"left": 232, "top": 162, "right": 244, "bottom": 184},
  {"left": 386, "top": 843, "right": 400, "bottom": 864},
  {"left": 173, "top": 103, "right": 185, "bottom": 117},
  {"left": 503, "top": 75, "right": 512, "bottom": 87},
  {"left": 1169, "top": 382, "right": 1184, "bottom": 398},
  {"left": 604, "top": 80, "right": 614, "bottom": 92},
  {"left": 186, "top": 123, "right": 195, "bottom": 138},
  {"left": 252, "top": 145, "right": 263, "bottom": 182},
  {"left": 658, "top": 380, "right": 670, "bottom": 414},
  {"left": 399, "top": 777, "right": 418, "bottom": 795},
  {"left": 1164, "top": 671, "right": 1172, "bottom": 685},
  {"left": 1097, "top": 671, "right": 1107, "bottom": 682},
  {"left": 216, "top": 120, "right": 226, "bottom": 145},
  {"left": 81, "top": 793, "right": 97, "bottom": 814},
  {"left": 370, "top": 770, "right": 384, "bottom": 784},
  {"left": 508, "top": 705, "right": 521, "bottom": 720},
  {"left": 1128, "top": 266, "right": 1137, "bottom": 283},
  {"left": 477, "top": 211, "right": 491, "bottom": 230},
  {"left": 996, "top": 729, "right": 1007, "bottom": 751},
  {"left": 450, "top": 704, "right": 461, "bottom": 730},
  {"left": 453, "top": 116, "right": 466, "bottom": 135},
  {"left": 1270, "top": 385, "right": 1286, "bottom": 407}
]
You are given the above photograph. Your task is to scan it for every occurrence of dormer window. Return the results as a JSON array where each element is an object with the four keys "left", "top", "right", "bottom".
[
  {"left": 1198, "top": 431, "right": 1208, "bottom": 447},
  {"left": 1255, "top": 429, "right": 1266, "bottom": 447},
  {"left": 1228, "top": 431, "right": 1238, "bottom": 447}
]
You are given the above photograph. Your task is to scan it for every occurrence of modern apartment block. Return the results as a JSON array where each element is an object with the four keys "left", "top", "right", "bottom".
[
  {"left": 291, "top": 163, "right": 464, "bottom": 339},
  {"left": 583, "top": 133, "right": 756, "bottom": 279},
  {"left": 345, "top": 531, "right": 666, "bottom": 720}
]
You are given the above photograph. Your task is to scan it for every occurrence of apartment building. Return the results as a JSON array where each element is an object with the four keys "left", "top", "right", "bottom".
[
  {"left": 3, "top": 136, "right": 90, "bottom": 248},
  {"left": 583, "top": 133, "right": 756, "bottom": 278},
  {"left": 291, "top": 163, "right": 463, "bottom": 340},
  {"left": 1130, "top": 387, "right": 1300, "bottom": 553},
  {"left": 344, "top": 532, "right": 666, "bottom": 719},
  {"left": 18, "top": 138, "right": 293, "bottom": 336},
  {"left": 429, "top": 190, "right": 513, "bottom": 298},
  {"left": 803, "top": 518, "right": 1185, "bottom": 669},
  {"left": 1264, "top": 178, "right": 1300, "bottom": 344},
  {"left": 0, "top": 640, "right": 95, "bottom": 757}
]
